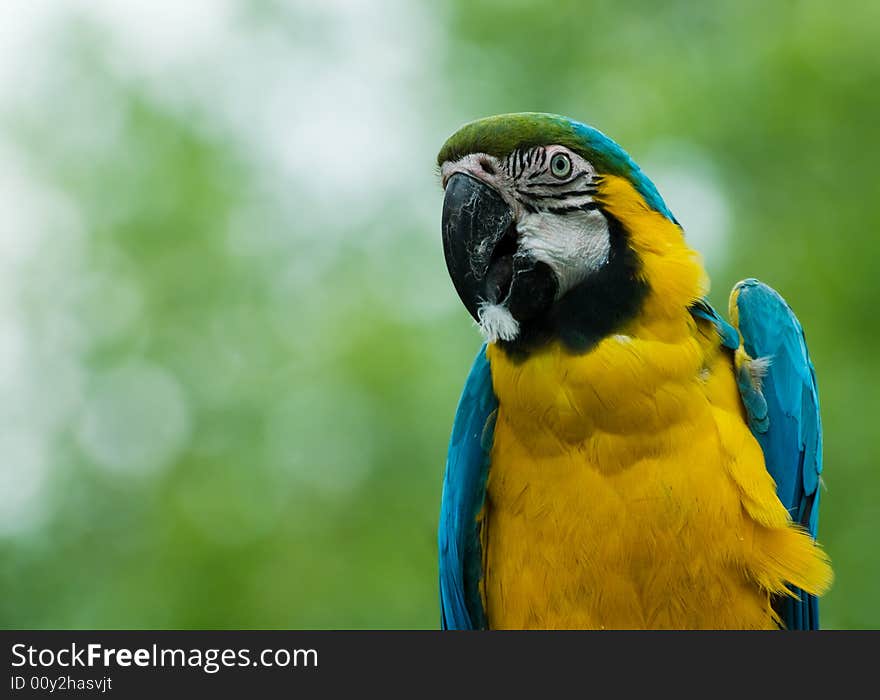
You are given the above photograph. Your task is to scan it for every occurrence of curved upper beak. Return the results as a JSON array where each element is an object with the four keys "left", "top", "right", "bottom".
[{"left": 441, "top": 173, "right": 515, "bottom": 321}]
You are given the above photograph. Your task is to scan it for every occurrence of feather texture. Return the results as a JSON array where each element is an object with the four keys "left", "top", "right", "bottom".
[
  {"left": 731, "top": 278, "right": 826, "bottom": 629},
  {"left": 438, "top": 344, "right": 496, "bottom": 629}
]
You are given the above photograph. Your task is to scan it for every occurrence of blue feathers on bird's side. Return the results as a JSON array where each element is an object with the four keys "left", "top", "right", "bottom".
[
  {"left": 438, "top": 343, "right": 496, "bottom": 630},
  {"left": 733, "top": 279, "right": 823, "bottom": 630},
  {"left": 736, "top": 361, "right": 770, "bottom": 434}
]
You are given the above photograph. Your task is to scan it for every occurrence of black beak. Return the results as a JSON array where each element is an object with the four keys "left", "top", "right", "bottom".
[
  {"left": 442, "top": 173, "right": 516, "bottom": 321},
  {"left": 442, "top": 172, "right": 557, "bottom": 327}
]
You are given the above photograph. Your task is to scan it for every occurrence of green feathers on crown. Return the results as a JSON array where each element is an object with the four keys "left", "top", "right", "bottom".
[{"left": 437, "top": 112, "right": 675, "bottom": 222}]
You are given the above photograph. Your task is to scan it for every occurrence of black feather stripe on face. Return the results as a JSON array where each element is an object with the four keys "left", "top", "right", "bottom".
[{"left": 498, "top": 212, "right": 648, "bottom": 358}]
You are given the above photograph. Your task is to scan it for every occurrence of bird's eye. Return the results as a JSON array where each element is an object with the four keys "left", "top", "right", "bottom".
[{"left": 550, "top": 153, "right": 572, "bottom": 179}]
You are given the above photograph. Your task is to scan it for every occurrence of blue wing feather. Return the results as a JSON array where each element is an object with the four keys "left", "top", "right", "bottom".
[
  {"left": 733, "top": 279, "right": 823, "bottom": 630},
  {"left": 438, "top": 343, "right": 496, "bottom": 630}
]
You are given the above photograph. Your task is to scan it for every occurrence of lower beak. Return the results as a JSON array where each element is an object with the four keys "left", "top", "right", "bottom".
[{"left": 441, "top": 173, "right": 515, "bottom": 321}]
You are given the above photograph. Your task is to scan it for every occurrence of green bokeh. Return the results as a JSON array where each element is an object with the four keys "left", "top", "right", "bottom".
[{"left": 0, "top": 0, "right": 877, "bottom": 629}]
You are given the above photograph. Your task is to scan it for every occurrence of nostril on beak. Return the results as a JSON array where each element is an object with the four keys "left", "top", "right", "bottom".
[{"left": 479, "top": 158, "right": 496, "bottom": 176}]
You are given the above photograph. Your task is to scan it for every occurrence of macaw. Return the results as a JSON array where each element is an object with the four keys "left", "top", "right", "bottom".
[{"left": 436, "top": 113, "right": 832, "bottom": 630}]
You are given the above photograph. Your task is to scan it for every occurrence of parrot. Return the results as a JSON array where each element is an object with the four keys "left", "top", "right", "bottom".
[{"left": 436, "top": 112, "right": 832, "bottom": 630}]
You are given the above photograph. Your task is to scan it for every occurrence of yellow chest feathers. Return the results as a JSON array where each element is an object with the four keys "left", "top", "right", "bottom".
[{"left": 482, "top": 323, "right": 831, "bottom": 629}]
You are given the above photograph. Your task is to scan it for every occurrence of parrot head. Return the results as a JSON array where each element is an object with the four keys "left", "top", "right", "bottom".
[{"left": 438, "top": 112, "right": 686, "bottom": 356}]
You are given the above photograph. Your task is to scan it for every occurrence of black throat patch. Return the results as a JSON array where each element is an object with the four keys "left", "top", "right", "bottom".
[{"left": 498, "top": 212, "right": 649, "bottom": 359}]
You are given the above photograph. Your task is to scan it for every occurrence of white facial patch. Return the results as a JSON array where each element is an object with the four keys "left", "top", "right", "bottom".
[
  {"left": 516, "top": 208, "right": 611, "bottom": 296},
  {"left": 477, "top": 302, "right": 520, "bottom": 342}
]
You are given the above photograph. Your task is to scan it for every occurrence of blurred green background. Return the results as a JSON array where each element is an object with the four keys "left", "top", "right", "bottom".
[{"left": 0, "top": 0, "right": 877, "bottom": 629}]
